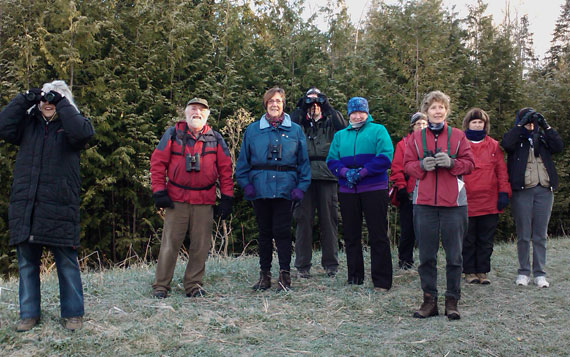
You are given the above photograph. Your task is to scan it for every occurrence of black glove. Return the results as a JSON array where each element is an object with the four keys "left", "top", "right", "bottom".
[
  {"left": 396, "top": 187, "right": 409, "bottom": 203},
  {"left": 44, "top": 90, "right": 64, "bottom": 105},
  {"left": 214, "top": 194, "right": 233, "bottom": 219},
  {"left": 497, "top": 192, "right": 509, "bottom": 211},
  {"left": 23, "top": 88, "right": 43, "bottom": 107},
  {"left": 517, "top": 110, "right": 534, "bottom": 127},
  {"left": 152, "top": 190, "right": 174, "bottom": 209},
  {"left": 533, "top": 113, "right": 549, "bottom": 130}
]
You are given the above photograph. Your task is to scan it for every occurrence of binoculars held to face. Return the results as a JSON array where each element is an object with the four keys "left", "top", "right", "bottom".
[
  {"left": 304, "top": 96, "right": 325, "bottom": 105},
  {"left": 185, "top": 153, "right": 200, "bottom": 172},
  {"left": 25, "top": 90, "right": 58, "bottom": 103}
]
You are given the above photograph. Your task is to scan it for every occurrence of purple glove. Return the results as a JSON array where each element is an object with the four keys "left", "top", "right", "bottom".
[
  {"left": 290, "top": 188, "right": 304, "bottom": 202},
  {"left": 243, "top": 184, "right": 256, "bottom": 198}
]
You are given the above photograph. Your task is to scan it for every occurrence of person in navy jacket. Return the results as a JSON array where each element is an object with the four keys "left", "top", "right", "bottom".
[{"left": 235, "top": 87, "right": 311, "bottom": 292}]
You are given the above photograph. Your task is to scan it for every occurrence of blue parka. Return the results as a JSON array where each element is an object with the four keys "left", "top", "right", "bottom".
[
  {"left": 235, "top": 114, "right": 311, "bottom": 200},
  {"left": 327, "top": 115, "right": 393, "bottom": 193}
]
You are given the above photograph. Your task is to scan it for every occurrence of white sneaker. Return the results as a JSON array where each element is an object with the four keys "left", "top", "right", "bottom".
[
  {"left": 534, "top": 276, "right": 550, "bottom": 288},
  {"left": 516, "top": 275, "right": 531, "bottom": 286}
]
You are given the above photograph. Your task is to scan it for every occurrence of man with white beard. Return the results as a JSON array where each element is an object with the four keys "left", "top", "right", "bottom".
[{"left": 150, "top": 98, "right": 234, "bottom": 298}]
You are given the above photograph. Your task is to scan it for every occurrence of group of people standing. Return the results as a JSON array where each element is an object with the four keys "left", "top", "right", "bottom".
[{"left": 0, "top": 81, "right": 562, "bottom": 331}]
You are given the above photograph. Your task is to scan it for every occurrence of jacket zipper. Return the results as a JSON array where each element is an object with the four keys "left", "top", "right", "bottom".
[
  {"left": 434, "top": 133, "right": 438, "bottom": 205},
  {"left": 352, "top": 129, "right": 360, "bottom": 193}
]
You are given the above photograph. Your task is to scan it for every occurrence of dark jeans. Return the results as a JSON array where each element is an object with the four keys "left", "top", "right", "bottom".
[
  {"left": 413, "top": 205, "right": 467, "bottom": 300},
  {"left": 397, "top": 196, "right": 415, "bottom": 268},
  {"left": 253, "top": 198, "right": 293, "bottom": 272},
  {"left": 462, "top": 214, "right": 498, "bottom": 274},
  {"left": 339, "top": 190, "right": 392, "bottom": 289},
  {"left": 17, "top": 242, "right": 84, "bottom": 319},
  {"left": 294, "top": 180, "right": 339, "bottom": 272}
]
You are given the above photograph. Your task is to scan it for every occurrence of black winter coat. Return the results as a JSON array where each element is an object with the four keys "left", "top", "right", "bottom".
[
  {"left": 0, "top": 94, "right": 94, "bottom": 247},
  {"left": 290, "top": 95, "right": 347, "bottom": 181},
  {"left": 501, "top": 125, "right": 563, "bottom": 191}
]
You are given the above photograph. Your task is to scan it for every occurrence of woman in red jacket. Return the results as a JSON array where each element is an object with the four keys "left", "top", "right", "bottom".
[
  {"left": 389, "top": 112, "right": 427, "bottom": 270},
  {"left": 461, "top": 108, "right": 511, "bottom": 285}
]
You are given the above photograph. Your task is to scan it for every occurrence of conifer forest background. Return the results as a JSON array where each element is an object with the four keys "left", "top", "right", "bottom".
[{"left": 0, "top": 0, "right": 568, "bottom": 275}]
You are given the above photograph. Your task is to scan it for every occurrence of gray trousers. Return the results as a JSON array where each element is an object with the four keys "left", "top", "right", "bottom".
[
  {"left": 414, "top": 205, "right": 467, "bottom": 300},
  {"left": 511, "top": 186, "right": 553, "bottom": 277},
  {"left": 294, "top": 180, "right": 339, "bottom": 271}
]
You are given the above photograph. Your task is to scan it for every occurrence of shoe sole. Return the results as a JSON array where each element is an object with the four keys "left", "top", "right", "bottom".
[
  {"left": 413, "top": 312, "right": 439, "bottom": 318},
  {"left": 445, "top": 312, "right": 461, "bottom": 320}
]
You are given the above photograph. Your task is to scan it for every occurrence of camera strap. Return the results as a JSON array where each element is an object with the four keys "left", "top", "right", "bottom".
[{"left": 420, "top": 126, "right": 456, "bottom": 159}]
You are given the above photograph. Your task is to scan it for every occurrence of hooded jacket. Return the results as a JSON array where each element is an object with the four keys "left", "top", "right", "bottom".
[
  {"left": 290, "top": 94, "right": 347, "bottom": 181},
  {"left": 463, "top": 136, "right": 511, "bottom": 217},
  {"left": 403, "top": 122, "right": 474, "bottom": 207},
  {"left": 326, "top": 115, "right": 393, "bottom": 193},
  {"left": 0, "top": 94, "right": 94, "bottom": 247},
  {"left": 150, "top": 121, "right": 233, "bottom": 204},
  {"left": 235, "top": 113, "right": 311, "bottom": 200}
]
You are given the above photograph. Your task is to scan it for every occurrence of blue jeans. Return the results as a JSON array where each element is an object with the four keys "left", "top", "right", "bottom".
[{"left": 17, "top": 242, "right": 84, "bottom": 319}]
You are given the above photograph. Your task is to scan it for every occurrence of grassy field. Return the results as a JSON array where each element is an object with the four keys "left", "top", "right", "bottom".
[{"left": 1, "top": 237, "right": 569, "bottom": 356}]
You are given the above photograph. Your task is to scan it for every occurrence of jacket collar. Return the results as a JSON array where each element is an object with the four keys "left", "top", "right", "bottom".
[
  {"left": 260, "top": 113, "right": 292, "bottom": 130},
  {"left": 347, "top": 114, "right": 373, "bottom": 130}
]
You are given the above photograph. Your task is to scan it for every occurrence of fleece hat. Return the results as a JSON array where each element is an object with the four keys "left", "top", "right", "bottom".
[
  {"left": 515, "top": 107, "right": 534, "bottom": 126},
  {"left": 347, "top": 97, "right": 369, "bottom": 116}
]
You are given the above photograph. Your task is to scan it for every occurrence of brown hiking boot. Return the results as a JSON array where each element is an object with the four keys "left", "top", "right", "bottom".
[
  {"left": 252, "top": 270, "right": 271, "bottom": 291},
  {"left": 413, "top": 293, "right": 438, "bottom": 318},
  {"left": 477, "top": 273, "right": 491, "bottom": 285},
  {"left": 445, "top": 296, "right": 461, "bottom": 320},
  {"left": 464, "top": 273, "right": 480, "bottom": 284},
  {"left": 62, "top": 316, "right": 83, "bottom": 331},
  {"left": 16, "top": 317, "right": 39, "bottom": 332},
  {"left": 276, "top": 270, "right": 291, "bottom": 292}
]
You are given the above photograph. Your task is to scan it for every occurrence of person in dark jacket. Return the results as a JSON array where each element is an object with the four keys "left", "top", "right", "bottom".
[
  {"left": 389, "top": 112, "right": 428, "bottom": 270},
  {"left": 235, "top": 87, "right": 311, "bottom": 292},
  {"left": 0, "top": 80, "right": 94, "bottom": 332},
  {"left": 150, "top": 98, "right": 234, "bottom": 299},
  {"left": 501, "top": 108, "right": 563, "bottom": 288},
  {"left": 290, "top": 87, "right": 347, "bottom": 278}
]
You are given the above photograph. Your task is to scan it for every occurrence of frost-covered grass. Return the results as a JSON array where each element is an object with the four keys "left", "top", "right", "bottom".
[{"left": 1, "top": 238, "right": 569, "bottom": 356}]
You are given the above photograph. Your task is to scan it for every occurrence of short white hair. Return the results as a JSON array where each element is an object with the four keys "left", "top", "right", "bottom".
[{"left": 41, "top": 80, "right": 78, "bottom": 111}]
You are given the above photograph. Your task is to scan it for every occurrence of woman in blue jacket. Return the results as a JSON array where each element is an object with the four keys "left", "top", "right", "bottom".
[
  {"left": 235, "top": 87, "right": 311, "bottom": 292},
  {"left": 326, "top": 97, "right": 394, "bottom": 291}
]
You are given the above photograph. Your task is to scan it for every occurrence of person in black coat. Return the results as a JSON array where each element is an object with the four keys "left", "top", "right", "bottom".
[
  {"left": 0, "top": 80, "right": 94, "bottom": 331},
  {"left": 501, "top": 108, "right": 563, "bottom": 289}
]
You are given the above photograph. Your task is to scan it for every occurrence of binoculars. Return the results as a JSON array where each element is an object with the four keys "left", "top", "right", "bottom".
[
  {"left": 424, "top": 147, "right": 441, "bottom": 158},
  {"left": 267, "top": 143, "right": 282, "bottom": 160},
  {"left": 304, "top": 96, "right": 325, "bottom": 105},
  {"left": 24, "top": 90, "right": 58, "bottom": 103},
  {"left": 185, "top": 153, "right": 200, "bottom": 172}
]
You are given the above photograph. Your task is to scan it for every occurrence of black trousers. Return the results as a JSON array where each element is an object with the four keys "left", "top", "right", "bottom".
[
  {"left": 339, "top": 189, "right": 392, "bottom": 289},
  {"left": 462, "top": 214, "right": 498, "bottom": 274},
  {"left": 253, "top": 198, "right": 293, "bottom": 272},
  {"left": 397, "top": 196, "right": 415, "bottom": 268}
]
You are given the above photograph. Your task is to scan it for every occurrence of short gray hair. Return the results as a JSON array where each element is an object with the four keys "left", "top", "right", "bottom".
[{"left": 41, "top": 80, "right": 78, "bottom": 111}]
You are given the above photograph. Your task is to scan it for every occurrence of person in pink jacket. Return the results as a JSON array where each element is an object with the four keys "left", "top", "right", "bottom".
[
  {"left": 461, "top": 108, "right": 511, "bottom": 285},
  {"left": 404, "top": 91, "right": 474, "bottom": 320},
  {"left": 389, "top": 112, "right": 428, "bottom": 270}
]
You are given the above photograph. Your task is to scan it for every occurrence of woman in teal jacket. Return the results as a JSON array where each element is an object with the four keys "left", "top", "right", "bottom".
[
  {"left": 235, "top": 87, "right": 311, "bottom": 292},
  {"left": 327, "top": 97, "right": 394, "bottom": 290}
]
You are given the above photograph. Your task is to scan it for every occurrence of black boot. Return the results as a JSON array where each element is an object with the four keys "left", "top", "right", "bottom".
[
  {"left": 276, "top": 270, "right": 291, "bottom": 292},
  {"left": 413, "top": 293, "right": 439, "bottom": 318},
  {"left": 252, "top": 270, "right": 271, "bottom": 291}
]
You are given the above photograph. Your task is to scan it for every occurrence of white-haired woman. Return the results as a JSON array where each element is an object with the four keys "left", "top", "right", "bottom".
[{"left": 0, "top": 80, "right": 94, "bottom": 331}]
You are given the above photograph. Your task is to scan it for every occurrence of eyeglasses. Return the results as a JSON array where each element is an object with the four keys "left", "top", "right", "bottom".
[{"left": 268, "top": 99, "right": 283, "bottom": 105}]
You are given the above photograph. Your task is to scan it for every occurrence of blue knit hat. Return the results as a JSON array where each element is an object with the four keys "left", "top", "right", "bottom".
[{"left": 347, "top": 97, "right": 369, "bottom": 116}]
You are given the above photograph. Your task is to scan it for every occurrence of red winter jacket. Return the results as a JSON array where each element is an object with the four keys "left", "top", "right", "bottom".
[
  {"left": 150, "top": 122, "right": 233, "bottom": 204},
  {"left": 463, "top": 136, "right": 511, "bottom": 217},
  {"left": 403, "top": 123, "right": 474, "bottom": 207},
  {"left": 389, "top": 135, "right": 415, "bottom": 193}
]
